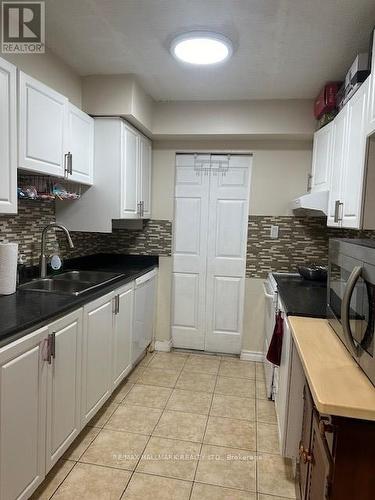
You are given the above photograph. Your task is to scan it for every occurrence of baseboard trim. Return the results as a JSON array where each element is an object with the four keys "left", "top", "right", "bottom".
[
  {"left": 154, "top": 340, "right": 172, "bottom": 352},
  {"left": 240, "top": 350, "right": 264, "bottom": 362}
]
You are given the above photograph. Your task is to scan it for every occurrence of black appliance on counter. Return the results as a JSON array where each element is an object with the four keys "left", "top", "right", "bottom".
[{"left": 328, "top": 239, "right": 375, "bottom": 386}]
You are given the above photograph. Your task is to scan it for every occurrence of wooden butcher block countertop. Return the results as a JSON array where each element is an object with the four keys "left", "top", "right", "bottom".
[{"left": 288, "top": 316, "right": 375, "bottom": 421}]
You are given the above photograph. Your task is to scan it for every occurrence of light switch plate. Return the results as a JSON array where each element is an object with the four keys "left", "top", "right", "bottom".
[{"left": 270, "top": 225, "right": 279, "bottom": 239}]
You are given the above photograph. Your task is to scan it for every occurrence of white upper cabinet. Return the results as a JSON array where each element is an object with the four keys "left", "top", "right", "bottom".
[
  {"left": 341, "top": 78, "right": 369, "bottom": 228},
  {"left": 310, "top": 121, "right": 333, "bottom": 192},
  {"left": 56, "top": 117, "right": 152, "bottom": 232},
  {"left": 66, "top": 103, "right": 94, "bottom": 185},
  {"left": 327, "top": 107, "right": 347, "bottom": 227},
  {"left": 367, "top": 30, "right": 375, "bottom": 135},
  {"left": 121, "top": 123, "right": 139, "bottom": 218},
  {"left": 139, "top": 135, "right": 152, "bottom": 218},
  {"left": 327, "top": 78, "right": 369, "bottom": 228},
  {"left": 19, "top": 71, "right": 68, "bottom": 177},
  {"left": 0, "top": 57, "right": 17, "bottom": 214}
]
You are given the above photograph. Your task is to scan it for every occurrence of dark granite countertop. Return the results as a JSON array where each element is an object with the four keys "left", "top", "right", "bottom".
[
  {"left": 0, "top": 254, "right": 158, "bottom": 348},
  {"left": 273, "top": 273, "right": 327, "bottom": 318}
]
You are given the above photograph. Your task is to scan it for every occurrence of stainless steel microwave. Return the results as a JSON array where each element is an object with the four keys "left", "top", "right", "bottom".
[{"left": 328, "top": 239, "right": 375, "bottom": 386}]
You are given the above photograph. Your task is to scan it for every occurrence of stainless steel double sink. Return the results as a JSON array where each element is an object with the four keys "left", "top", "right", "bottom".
[{"left": 19, "top": 270, "right": 124, "bottom": 296}]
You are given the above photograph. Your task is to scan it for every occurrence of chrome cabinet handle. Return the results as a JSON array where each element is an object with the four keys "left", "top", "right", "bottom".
[
  {"left": 307, "top": 173, "right": 313, "bottom": 192},
  {"left": 334, "top": 200, "right": 340, "bottom": 223},
  {"left": 141, "top": 201, "right": 144, "bottom": 217},
  {"left": 113, "top": 295, "right": 120, "bottom": 314},
  {"left": 64, "top": 152, "right": 73, "bottom": 178},
  {"left": 68, "top": 152, "right": 73, "bottom": 175},
  {"left": 341, "top": 265, "right": 362, "bottom": 356}
]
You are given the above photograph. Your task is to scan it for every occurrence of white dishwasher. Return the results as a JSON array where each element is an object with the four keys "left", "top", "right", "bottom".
[{"left": 132, "top": 269, "right": 158, "bottom": 365}]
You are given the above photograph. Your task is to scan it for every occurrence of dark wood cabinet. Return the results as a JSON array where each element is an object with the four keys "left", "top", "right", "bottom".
[{"left": 299, "top": 384, "right": 375, "bottom": 500}]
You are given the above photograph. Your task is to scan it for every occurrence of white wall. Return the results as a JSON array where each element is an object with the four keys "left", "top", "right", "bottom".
[
  {"left": 152, "top": 100, "right": 315, "bottom": 139},
  {"left": 82, "top": 74, "right": 153, "bottom": 134},
  {"left": 151, "top": 140, "right": 312, "bottom": 352},
  {"left": 3, "top": 48, "right": 82, "bottom": 107}
]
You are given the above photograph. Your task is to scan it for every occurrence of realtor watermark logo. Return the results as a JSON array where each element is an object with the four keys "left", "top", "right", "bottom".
[{"left": 1, "top": 1, "right": 45, "bottom": 53}]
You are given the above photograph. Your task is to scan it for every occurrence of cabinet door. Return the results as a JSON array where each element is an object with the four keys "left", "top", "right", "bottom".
[
  {"left": 45, "top": 310, "right": 82, "bottom": 472},
  {"left": 299, "top": 385, "right": 314, "bottom": 500},
  {"left": 275, "top": 311, "right": 292, "bottom": 453},
  {"left": 139, "top": 135, "right": 152, "bottom": 218},
  {"left": 0, "top": 57, "right": 17, "bottom": 214},
  {"left": 306, "top": 413, "right": 332, "bottom": 500},
  {"left": 19, "top": 71, "right": 68, "bottom": 176},
  {"left": 367, "top": 32, "right": 375, "bottom": 134},
  {"left": 133, "top": 271, "right": 157, "bottom": 365},
  {"left": 112, "top": 283, "right": 133, "bottom": 388},
  {"left": 341, "top": 79, "right": 369, "bottom": 229},
  {"left": 121, "top": 123, "right": 140, "bottom": 218},
  {"left": 311, "top": 122, "right": 333, "bottom": 192},
  {"left": 67, "top": 103, "right": 94, "bottom": 185},
  {"left": 0, "top": 327, "right": 48, "bottom": 500},
  {"left": 82, "top": 293, "right": 114, "bottom": 426},
  {"left": 327, "top": 108, "right": 347, "bottom": 227}
]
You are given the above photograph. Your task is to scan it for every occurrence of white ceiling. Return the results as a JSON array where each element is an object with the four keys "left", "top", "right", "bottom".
[{"left": 44, "top": 0, "right": 375, "bottom": 101}]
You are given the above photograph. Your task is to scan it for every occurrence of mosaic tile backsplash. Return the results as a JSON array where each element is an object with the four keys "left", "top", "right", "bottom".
[
  {"left": 1, "top": 201, "right": 374, "bottom": 276},
  {"left": 0, "top": 200, "right": 172, "bottom": 266},
  {"left": 246, "top": 215, "right": 375, "bottom": 278}
]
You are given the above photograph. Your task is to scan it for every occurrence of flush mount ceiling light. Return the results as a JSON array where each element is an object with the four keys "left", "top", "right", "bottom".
[{"left": 170, "top": 32, "right": 233, "bottom": 65}]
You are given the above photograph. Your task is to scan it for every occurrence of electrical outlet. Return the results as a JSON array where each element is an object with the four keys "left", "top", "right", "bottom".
[{"left": 270, "top": 225, "right": 279, "bottom": 239}]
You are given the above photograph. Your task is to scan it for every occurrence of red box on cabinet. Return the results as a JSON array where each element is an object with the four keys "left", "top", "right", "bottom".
[{"left": 314, "top": 82, "right": 341, "bottom": 119}]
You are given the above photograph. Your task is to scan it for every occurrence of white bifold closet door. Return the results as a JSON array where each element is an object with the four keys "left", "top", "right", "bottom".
[{"left": 172, "top": 153, "right": 252, "bottom": 354}]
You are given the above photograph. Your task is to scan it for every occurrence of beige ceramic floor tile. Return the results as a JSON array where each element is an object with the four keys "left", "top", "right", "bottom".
[
  {"left": 137, "top": 436, "right": 200, "bottom": 480},
  {"left": 153, "top": 410, "right": 207, "bottom": 442},
  {"left": 196, "top": 444, "right": 256, "bottom": 492},
  {"left": 138, "top": 352, "right": 155, "bottom": 367},
  {"left": 258, "top": 495, "right": 296, "bottom": 500},
  {"left": 257, "top": 453, "right": 297, "bottom": 498},
  {"left": 257, "top": 422, "right": 280, "bottom": 454},
  {"left": 80, "top": 429, "right": 149, "bottom": 471},
  {"left": 210, "top": 394, "right": 256, "bottom": 421},
  {"left": 63, "top": 427, "right": 101, "bottom": 461},
  {"left": 219, "top": 360, "right": 256, "bottom": 379},
  {"left": 166, "top": 389, "right": 212, "bottom": 415},
  {"left": 126, "top": 365, "right": 146, "bottom": 384},
  {"left": 123, "top": 384, "right": 172, "bottom": 409},
  {"left": 121, "top": 473, "right": 191, "bottom": 500},
  {"left": 183, "top": 355, "right": 220, "bottom": 374},
  {"left": 88, "top": 401, "right": 119, "bottom": 428},
  {"left": 176, "top": 371, "right": 216, "bottom": 393},
  {"left": 148, "top": 352, "right": 187, "bottom": 371},
  {"left": 215, "top": 377, "right": 255, "bottom": 398},
  {"left": 255, "top": 363, "right": 266, "bottom": 382},
  {"left": 204, "top": 416, "right": 256, "bottom": 451},
  {"left": 30, "top": 460, "right": 75, "bottom": 499},
  {"left": 256, "top": 380, "right": 268, "bottom": 400},
  {"left": 191, "top": 483, "right": 256, "bottom": 500},
  {"left": 138, "top": 367, "right": 180, "bottom": 388},
  {"left": 256, "top": 400, "right": 277, "bottom": 425},
  {"left": 52, "top": 462, "right": 131, "bottom": 500},
  {"left": 110, "top": 380, "right": 134, "bottom": 403},
  {"left": 105, "top": 404, "right": 162, "bottom": 435}
]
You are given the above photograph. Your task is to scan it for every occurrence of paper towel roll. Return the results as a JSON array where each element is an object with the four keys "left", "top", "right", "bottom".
[{"left": 0, "top": 243, "right": 18, "bottom": 295}]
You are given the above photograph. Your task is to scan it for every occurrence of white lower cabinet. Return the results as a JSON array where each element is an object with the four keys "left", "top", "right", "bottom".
[
  {"left": 0, "top": 272, "right": 154, "bottom": 499},
  {"left": 45, "top": 310, "right": 83, "bottom": 472},
  {"left": 0, "top": 327, "right": 48, "bottom": 500},
  {"left": 112, "top": 282, "right": 133, "bottom": 388},
  {"left": 81, "top": 292, "right": 114, "bottom": 426},
  {"left": 132, "top": 270, "right": 157, "bottom": 364}
]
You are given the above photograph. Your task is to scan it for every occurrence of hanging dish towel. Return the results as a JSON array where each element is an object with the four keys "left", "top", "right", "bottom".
[{"left": 266, "top": 311, "right": 284, "bottom": 366}]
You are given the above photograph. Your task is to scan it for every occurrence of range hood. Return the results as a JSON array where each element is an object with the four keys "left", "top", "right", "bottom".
[{"left": 291, "top": 190, "right": 329, "bottom": 216}]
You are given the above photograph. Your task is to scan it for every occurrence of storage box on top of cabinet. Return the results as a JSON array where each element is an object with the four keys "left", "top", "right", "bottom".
[
  {"left": 18, "top": 71, "right": 94, "bottom": 185},
  {"left": 56, "top": 117, "right": 152, "bottom": 232}
]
